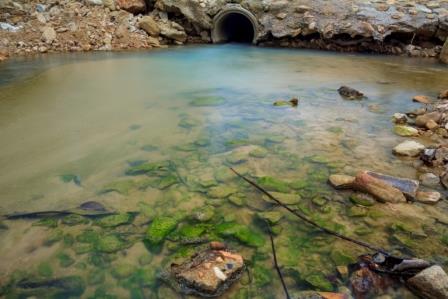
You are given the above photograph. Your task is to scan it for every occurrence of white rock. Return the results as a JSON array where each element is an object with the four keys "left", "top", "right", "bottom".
[
  {"left": 407, "top": 265, "right": 448, "bottom": 299},
  {"left": 393, "top": 141, "right": 425, "bottom": 157},
  {"left": 41, "top": 27, "right": 56, "bottom": 44},
  {"left": 416, "top": 191, "right": 441, "bottom": 204}
]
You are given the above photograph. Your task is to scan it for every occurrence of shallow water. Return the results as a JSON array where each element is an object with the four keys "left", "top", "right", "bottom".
[{"left": 0, "top": 45, "right": 447, "bottom": 298}]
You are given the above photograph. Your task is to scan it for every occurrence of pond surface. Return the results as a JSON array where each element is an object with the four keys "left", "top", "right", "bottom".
[{"left": 0, "top": 45, "right": 448, "bottom": 298}]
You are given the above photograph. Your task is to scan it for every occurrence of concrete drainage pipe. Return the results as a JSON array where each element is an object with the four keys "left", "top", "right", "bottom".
[{"left": 211, "top": 5, "right": 258, "bottom": 44}]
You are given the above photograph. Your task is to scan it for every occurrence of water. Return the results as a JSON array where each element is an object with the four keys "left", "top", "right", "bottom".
[{"left": 0, "top": 44, "right": 447, "bottom": 298}]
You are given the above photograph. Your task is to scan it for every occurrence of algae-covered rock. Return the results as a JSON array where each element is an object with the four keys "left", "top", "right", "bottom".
[
  {"left": 37, "top": 262, "right": 53, "bottom": 278},
  {"left": 228, "top": 194, "right": 245, "bottom": 206},
  {"left": 263, "top": 192, "right": 301, "bottom": 205},
  {"left": 226, "top": 153, "right": 247, "bottom": 165},
  {"left": 146, "top": 216, "right": 179, "bottom": 246},
  {"left": 192, "top": 206, "right": 215, "bottom": 222},
  {"left": 173, "top": 224, "right": 206, "bottom": 239},
  {"left": 190, "top": 96, "right": 225, "bottom": 107},
  {"left": 249, "top": 148, "right": 268, "bottom": 158},
  {"left": 265, "top": 135, "right": 286, "bottom": 144},
  {"left": 126, "top": 160, "right": 173, "bottom": 176},
  {"left": 256, "top": 211, "right": 283, "bottom": 225},
  {"left": 304, "top": 273, "right": 333, "bottom": 291},
  {"left": 207, "top": 186, "right": 238, "bottom": 198},
  {"left": 330, "top": 249, "right": 354, "bottom": 266},
  {"left": 257, "top": 176, "right": 290, "bottom": 193},
  {"left": 95, "top": 213, "right": 133, "bottom": 228},
  {"left": 347, "top": 206, "right": 368, "bottom": 217},
  {"left": 60, "top": 174, "right": 81, "bottom": 186},
  {"left": 289, "top": 179, "right": 309, "bottom": 190},
  {"left": 214, "top": 167, "right": 234, "bottom": 183},
  {"left": 101, "top": 180, "right": 136, "bottom": 195},
  {"left": 216, "top": 222, "right": 265, "bottom": 247},
  {"left": 87, "top": 270, "right": 105, "bottom": 285},
  {"left": 57, "top": 252, "right": 75, "bottom": 268},
  {"left": 350, "top": 193, "right": 375, "bottom": 207},
  {"left": 96, "top": 234, "right": 128, "bottom": 253},
  {"left": 112, "top": 264, "right": 135, "bottom": 279},
  {"left": 253, "top": 265, "right": 271, "bottom": 287},
  {"left": 45, "top": 229, "right": 64, "bottom": 246},
  {"left": 33, "top": 218, "right": 58, "bottom": 228},
  {"left": 394, "top": 125, "right": 419, "bottom": 137}
]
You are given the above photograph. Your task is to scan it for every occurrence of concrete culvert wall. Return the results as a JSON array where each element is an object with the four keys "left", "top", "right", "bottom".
[{"left": 211, "top": 6, "right": 258, "bottom": 44}]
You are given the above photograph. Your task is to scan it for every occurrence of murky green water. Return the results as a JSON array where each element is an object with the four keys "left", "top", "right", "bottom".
[{"left": 0, "top": 45, "right": 447, "bottom": 298}]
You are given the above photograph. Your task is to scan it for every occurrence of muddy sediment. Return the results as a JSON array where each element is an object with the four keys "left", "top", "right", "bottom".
[{"left": 0, "top": 0, "right": 448, "bottom": 62}]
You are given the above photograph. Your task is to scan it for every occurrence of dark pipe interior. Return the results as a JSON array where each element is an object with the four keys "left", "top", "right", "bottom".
[{"left": 219, "top": 13, "right": 255, "bottom": 43}]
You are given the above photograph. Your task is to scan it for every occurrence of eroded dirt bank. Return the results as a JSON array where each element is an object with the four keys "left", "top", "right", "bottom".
[{"left": 1, "top": 0, "right": 448, "bottom": 62}]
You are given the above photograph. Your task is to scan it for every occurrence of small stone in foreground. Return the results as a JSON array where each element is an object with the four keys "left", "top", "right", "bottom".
[
  {"left": 406, "top": 265, "right": 448, "bottom": 299},
  {"left": 170, "top": 249, "right": 244, "bottom": 297},
  {"left": 416, "top": 191, "right": 441, "bottom": 205},
  {"left": 328, "top": 174, "right": 355, "bottom": 189},
  {"left": 393, "top": 140, "right": 425, "bottom": 157}
]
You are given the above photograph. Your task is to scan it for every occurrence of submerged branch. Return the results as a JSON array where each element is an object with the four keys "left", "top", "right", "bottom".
[
  {"left": 266, "top": 221, "right": 291, "bottom": 299},
  {"left": 230, "top": 167, "right": 392, "bottom": 256}
]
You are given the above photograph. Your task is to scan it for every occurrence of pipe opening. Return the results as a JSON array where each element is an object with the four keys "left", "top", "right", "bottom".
[{"left": 213, "top": 12, "right": 256, "bottom": 43}]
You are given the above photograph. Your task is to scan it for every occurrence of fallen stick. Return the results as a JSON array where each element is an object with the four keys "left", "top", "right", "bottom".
[
  {"left": 230, "top": 168, "right": 393, "bottom": 257},
  {"left": 266, "top": 221, "right": 291, "bottom": 299}
]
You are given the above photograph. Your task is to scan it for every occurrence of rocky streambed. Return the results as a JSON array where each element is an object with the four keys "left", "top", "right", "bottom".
[{"left": 1, "top": 0, "right": 448, "bottom": 62}]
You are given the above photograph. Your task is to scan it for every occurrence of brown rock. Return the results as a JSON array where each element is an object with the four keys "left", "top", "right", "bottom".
[
  {"left": 116, "top": 0, "right": 146, "bottom": 14},
  {"left": 439, "top": 90, "right": 448, "bottom": 99},
  {"left": 416, "top": 191, "right": 441, "bottom": 204},
  {"left": 426, "top": 119, "right": 438, "bottom": 130},
  {"left": 416, "top": 112, "right": 442, "bottom": 127},
  {"left": 139, "top": 16, "right": 160, "bottom": 37},
  {"left": 407, "top": 265, "right": 448, "bottom": 299},
  {"left": 353, "top": 171, "right": 407, "bottom": 203},
  {"left": 170, "top": 250, "right": 244, "bottom": 297},
  {"left": 328, "top": 174, "right": 355, "bottom": 189},
  {"left": 366, "top": 171, "right": 419, "bottom": 199},
  {"left": 413, "top": 95, "right": 432, "bottom": 104},
  {"left": 0, "top": 53, "right": 7, "bottom": 62}
]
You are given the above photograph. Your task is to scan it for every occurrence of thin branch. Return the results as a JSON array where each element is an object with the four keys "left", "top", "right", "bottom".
[
  {"left": 266, "top": 221, "right": 291, "bottom": 299},
  {"left": 229, "top": 167, "right": 393, "bottom": 257}
]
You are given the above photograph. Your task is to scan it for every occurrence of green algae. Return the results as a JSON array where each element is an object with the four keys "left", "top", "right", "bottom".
[
  {"left": 145, "top": 216, "right": 179, "bottom": 247},
  {"left": 216, "top": 222, "right": 265, "bottom": 247},
  {"left": 226, "top": 152, "right": 247, "bottom": 165},
  {"left": 304, "top": 273, "right": 333, "bottom": 291},
  {"left": 37, "top": 262, "right": 53, "bottom": 278},
  {"left": 61, "top": 214, "right": 89, "bottom": 226},
  {"left": 44, "top": 229, "right": 64, "bottom": 246},
  {"left": 88, "top": 270, "right": 105, "bottom": 285},
  {"left": 96, "top": 234, "right": 128, "bottom": 253},
  {"left": 57, "top": 252, "right": 75, "bottom": 268},
  {"left": 33, "top": 218, "right": 58, "bottom": 228},
  {"left": 76, "top": 229, "right": 100, "bottom": 244},
  {"left": 350, "top": 193, "right": 375, "bottom": 207},
  {"left": 330, "top": 250, "right": 354, "bottom": 266},
  {"left": 60, "top": 174, "right": 81, "bottom": 186},
  {"left": 256, "top": 211, "right": 283, "bottom": 225},
  {"left": 207, "top": 185, "right": 238, "bottom": 198},
  {"left": 249, "top": 147, "right": 268, "bottom": 158},
  {"left": 263, "top": 192, "right": 301, "bottom": 205},
  {"left": 257, "top": 176, "right": 290, "bottom": 193},
  {"left": 125, "top": 160, "right": 173, "bottom": 176},
  {"left": 253, "top": 265, "right": 271, "bottom": 287},
  {"left": 190, "top": 96, "right": 225, "bottom": 107},
  {"left": 111, "top": 264, "right": 135, "bottom": 279},
  {"left": 347, "top": 206, "right": 368, "bottom": 217},
  {"left": 228, "top": 194, "right": 245, "bottom": 206},
  {"left": 192, "top": 206, "right": 215, "bottom": 222},
  {"left": 95, "top": 213, "right": 133, "bottom": 228},
  {"left": 289, "top": 179, "right": 309, "bottom": 190}
]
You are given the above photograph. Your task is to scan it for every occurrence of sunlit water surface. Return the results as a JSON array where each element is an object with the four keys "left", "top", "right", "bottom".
[{"left": 0, "top": 45, "right": 447, "bottom": 298}]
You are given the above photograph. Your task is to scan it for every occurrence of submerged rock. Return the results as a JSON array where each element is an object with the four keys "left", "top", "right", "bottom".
[
  {"left": 407, "top": 265, "right": 448, "bottom": 299},
  {"left": 419, "top": 173, "right": 440, "bottom": 187},
  {"left": 393, "top": 140, "right": 425, "bottom": 157},
  {"left": 392, "top": 113, "right": 408, "bottom": 124},
  {"left": 273, "top": 97, "right": 299, "bottom": 107},
  {"left": 413, "top": 95, "right": 432, "bottom": 104},
  {"left": 338, "top": 86, "right": 364, "bottom": 100},
  {"left": 353, "top": 171, "right": 407, "bottom": 203},
  {"left": 415, "top": 112, "right": 442, "bottom": 127},
  {"left": 366, "top": 171, "right": 419, "bottom": 199},
  {"left": 328, "top": 174, "right": 355, "bottom": 189},
  {"left": 145, "top": 216, "right": 179, "bottom": 248},
  {"left": 170, "top": 249, "right": 244, "bottom": 297}
]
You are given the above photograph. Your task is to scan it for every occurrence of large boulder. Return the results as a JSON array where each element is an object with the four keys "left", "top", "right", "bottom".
[
  {"left": 155, "top": 0, "right": 212, "bottom": 30},
  {"left": 139, "top": 16, "right": 160, "bottom": 37},
  {"left": 353, "top": 171, "right": 407, "bottom": 203},
  {"left": 116, "top": 0, "right": 146, "bottom": 14},
  {"left": 41, "top": 26, "right": 56, "bottom": 44},
  {"left": 407, "top": 265, "right": 448, "bottom": 299}
]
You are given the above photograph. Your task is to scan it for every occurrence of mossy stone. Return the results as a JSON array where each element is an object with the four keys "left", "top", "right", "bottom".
[
  {"left": 253, "top": 265, "right": 271, "bottom": 287},
  {"left": 354, "top": 227, "right": 373, "bottom": 236},
  {"left": 214, "top": 167, "right": 234, "bottom": 182},
  {"left": 60, "top": 174, "right": 81, "bottom": 186},
  {"left": 312, "top": 196, "right": 327, "bottom": 207},
  {"left": 304, "top": 273, "right": 333, "bottom": 291},
  {"left": 190, "top": 96, "right": 225, "bottom": 107},
  {"left": 350, "top": 193, "right": 375, "bottom": 207},
  {"left": 263, "top": 192, "right": 301, "bottom": 205},
  {"left": 228, "top": 195, "right": 245, "bottom": 206},
  {"left": 87, "top": 270, "right": 105, "bottom": 285},
  {"left": 125, "top": 161, "right": 173, "bottom": 176},
  {"left": 33, "top": 218, "right": 58, "bottom": 228},
  {"left": 45, "top": 229, "right": 64, "bottom": 246},
  {"left": 112, "top": 264, "right": 135, "bottom": 279},
  {"left": 145, "top": 217, "right": 179, "bottom": 246},
  {"left": 207, "top": 186, "right": 238, "bottom": 198},
  {"left": 76, "top": 229, "right": 100, "bottom": 244},
  {"left": 256, "top": 211, "right": 283, "bottom": 225},
  {"left": 257, "top": 177, "right": 290, "bottom": 193},
  {"left": 73, "top": 243, "right": 94, "bottom": 254},
  {"left": 249, "top": 148, "right": 268, "bottom": 158},
  {"left": 216, "top": 222, "right": 265, "bottom": 247},
  {"left": 95, "top": 213, "right": 133, "bottom": 228},
  {"left": 330, "top": 250, "right": 354, "bottom": 266},
  {"left": 175, "top": 224, "right": 206, "bottom": 239},
  {"left": 96, "top": 234, "right": 127, "bottom": 253},
  {"left": 37, "top": 262, "right": 53, "bottom": 278},
  {"left": 226, "top": 153, "right": 247, "bottom": 165},
  {"left": 57, "top": 252, "right": 75, "bottom": 268},
  {"left": 289, "top": 179, "right": 309, "bottom": 190},
  {"left": 192, "top": 206, "right": 215, "bottom": 222},
  {"left": 138, "top": 254, "right": 153, "bottom": 266},
  {"left": 347, "top": 206, "right": 368, "bottom": 217},
  {"left": 101, "top": 180, "right": 136, "bottom": 195}
]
